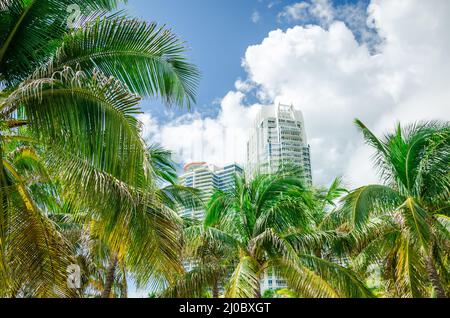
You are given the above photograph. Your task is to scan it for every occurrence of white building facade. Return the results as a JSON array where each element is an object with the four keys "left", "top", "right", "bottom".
[
  {"left": 246, "top": 103, "right": 312, "bottom": 184},
  {"left": 178, "top": 162, "right": 243, "bottom": 219}
]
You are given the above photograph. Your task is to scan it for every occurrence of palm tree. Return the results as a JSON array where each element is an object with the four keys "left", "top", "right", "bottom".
[
  {"left": 50, "top": 207, "right": 128, "bottom": 298},
  {"left": 164, "top": 169, "right": 373, "bottom": 298},
  {"left": 94, "top": 145, "right": 201, "bottom": 298},
  {"left": 0, "top": 133, "right": 77, "bottom": 297},
  {"left": 342, "top": 120, "right": 450, "bottom": 298},
  {"left": 161, "top": 215, "right": 236, "bottom": 298},
  {"left": 0, "top": 0, "right": 199, "bottom": 296},
  {"left": 56, "top": 145, "right": 200, "bottom": 298},
  {"left": 309, "top": 177, "right": 349, "bottom": 231}
]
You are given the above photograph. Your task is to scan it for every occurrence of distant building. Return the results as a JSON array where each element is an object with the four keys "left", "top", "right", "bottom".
[
  {"left": 246, "top": 103, "right": 312, "bottom": 184},
  {"left": 178, "top": 162, "right": 243, "bottom": 283},
  {"left": 178, "top": 162, "right": 243, "bottom": 219},
  {"left": 246, "top": 103, "right": 313, "bottom": 293}
]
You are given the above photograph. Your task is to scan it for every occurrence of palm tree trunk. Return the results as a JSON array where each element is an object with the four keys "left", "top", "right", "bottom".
[
  {"left": 425, "top": 255, "right": 447, "bottom": 298},
  {"left": 255, "top": 281, "right": 261, "bottom": 298},
  {"left": 255, "top": 272, "right": 262, "bottom": 298},
  {"left": 102, "top": 253, "right": 118, "bottom": 298},
  {"left": 212, "top": 279, "right": 219, "bottom": 298},
  {"left": 120, "top": 265, "right": 128, "bottom": 298}
]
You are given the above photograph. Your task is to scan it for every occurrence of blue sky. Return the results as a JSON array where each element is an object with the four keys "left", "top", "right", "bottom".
[{"left": 126, "top": 0, "right": 370, "bottom": 121}]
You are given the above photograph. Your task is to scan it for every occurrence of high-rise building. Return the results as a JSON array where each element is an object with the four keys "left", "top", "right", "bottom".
[
  {"left": 246, "top": 103, "right": 312, "bottom": 184},
  {"left": 178, "top": 162, "right": 243, "bottom": 219},
  {"left": 246, "top": 103, "right": 312, "bottom": 293}
]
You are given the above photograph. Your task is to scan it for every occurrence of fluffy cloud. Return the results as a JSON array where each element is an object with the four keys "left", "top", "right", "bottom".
[
  {"left": 142, "top": 0, "right": 450, "bottom": 187},
  {"left": 140, "top": 92, "right": 261, "bottom": 167},
  {"left": 278, "top": 0, "right": 379, "bottom": 47},
  {"left": 278, "top": 2, "right": 311, "bottom": 22},
  {"left": 278, "top": 0, "right": 336, "bottom": 26},
  {"left": 243, "top": 21, "right": 389, "bottom": 185}
]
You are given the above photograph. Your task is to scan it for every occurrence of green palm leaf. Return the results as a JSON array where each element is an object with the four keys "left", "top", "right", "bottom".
[
  {"left": 43, "top": 17, "right": 199, "bottom": 108},
  {"left": 0, "top": 0, "right": 123, "bottom": 83},
  {"left": 2, "top": 67, "right": 148, "bottom": 186},
  {"left": 344, "top": 185, "right": 403, "bottom": 229},
  {"left": 225, "top": 256, "right": 260, "bottom": 298}
]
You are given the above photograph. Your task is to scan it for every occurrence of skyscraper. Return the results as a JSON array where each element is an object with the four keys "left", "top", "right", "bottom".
[
  {"left": 178, "top": 162, "right": 243, "bottom": 219},
  {"left": 246, "top": 103, "right": 312, "bottom": 293},
  {"left": 246, "top": 103, "right": 312, "bottom": 184}
]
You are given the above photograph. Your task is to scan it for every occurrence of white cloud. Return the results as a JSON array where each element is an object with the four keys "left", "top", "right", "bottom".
[
  {"left": 278, "top": 0, "right": 379, "bottom": 48},
  {"left": 141, "top": 92, "right": 261, "bottom": 167},
  {"left": 278, "top": 2, "right": 310, "bottom": 22},
  {"left": 278, "top": 0, "right": 333, "bottom": 25},
  {"left": 308, "top": 0, "right": 334, "bottom": 25},
  {"left": 243, "top": 22, "right": 388, "bottom": 186},
  {"left": 234, "top": 78, "right": 254, "bottom": 93},
  {"left": 137, "top": 113, "right": 159, "bottom": 142},
  {"left": 142, "top": 0, "right": 450, "bottom": 188}
]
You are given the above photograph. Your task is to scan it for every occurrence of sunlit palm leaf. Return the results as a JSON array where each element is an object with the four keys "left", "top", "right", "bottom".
[{"left": 41, "top": 17, "right": 199, "bottom": 108}]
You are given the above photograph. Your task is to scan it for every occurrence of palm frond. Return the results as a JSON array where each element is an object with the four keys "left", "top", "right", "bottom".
[
  {"left": 0, "top": 0, "right": 123, "bottom": 83},
  {"left": 225, "top": 256, "right": 260, "bottom": 298},
  {"left": 39, "top": 17, "right": 199, "bottom": 108},
  {"left": 308, "top": 254, "right": 375, "bottom": 298},
  {"left": 162, "top": 264, "right": 227, "bottom": 298},
  {"left": 343, "top": 185, "right": 403, "bottom": 229},
  {"left": 3, "top": 67, "right": 149, "bottom": 187}
]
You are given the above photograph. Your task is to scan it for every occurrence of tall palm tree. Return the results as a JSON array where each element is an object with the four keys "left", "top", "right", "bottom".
[
  {"left": 0, "top": 0, "right": 199, "bottom": 296},
  {"left": 0, "top": 133, "right": 77, "bottom": 297},
  {"left": 164, "top": 169, "right": 373, "bottom": 298},
  {"left": 342, "top": 120, "right": 450, "bottom": 298},
  {"left": 94, "top": 145, "right": 201, "bottom": 298}
]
